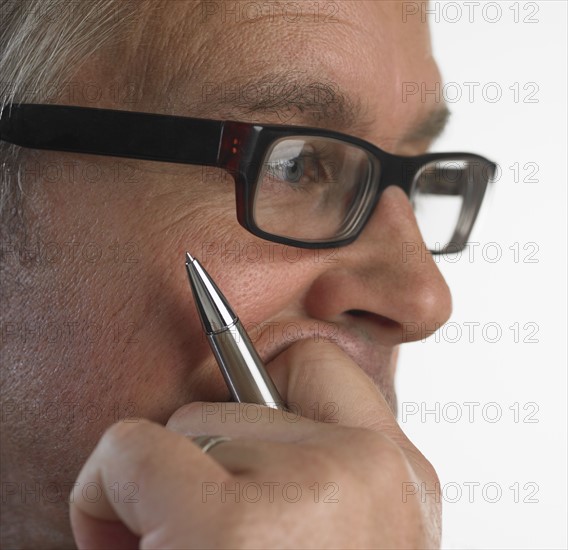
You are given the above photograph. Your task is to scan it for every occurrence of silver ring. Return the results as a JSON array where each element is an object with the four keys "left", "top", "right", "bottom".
[{"left": 190, "top": 435, "right": 232, "bottom": 454}]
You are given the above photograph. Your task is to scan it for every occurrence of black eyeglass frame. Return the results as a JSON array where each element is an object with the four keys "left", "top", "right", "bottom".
[{"left": 0, "top": 103, "right": 496, "bottom": 251}]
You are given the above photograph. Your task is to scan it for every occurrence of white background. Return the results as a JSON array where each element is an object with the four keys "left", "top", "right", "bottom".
[{"left": 396, "top": 1, "right": 567, "bottom": 549}]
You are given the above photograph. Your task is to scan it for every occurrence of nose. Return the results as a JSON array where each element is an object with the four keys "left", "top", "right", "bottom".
[{"left": 304, "top": 185, "right": 452, "bottom": 345}]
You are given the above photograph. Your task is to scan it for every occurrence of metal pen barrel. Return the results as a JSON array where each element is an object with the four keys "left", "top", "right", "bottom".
[
  {"left": 208, "top": 320, "right": 287, "bottom": 409},
  {"left": 185, "top": 252, "right": 288, "bottom": 411}
]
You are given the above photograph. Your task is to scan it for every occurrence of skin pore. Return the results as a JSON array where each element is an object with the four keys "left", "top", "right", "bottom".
[{"left": 1, "top": 1, "right": 451, "bottom": 547}]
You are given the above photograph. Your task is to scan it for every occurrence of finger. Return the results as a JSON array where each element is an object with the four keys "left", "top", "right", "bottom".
[
  {"left": 166, "top": 401, "right": 437, "bottom": 505},
  {"left": 70, "top": 419, "right": 228, "bottom": 548},
  {"left": 166, "top": 401, "right": 322, "bottom": 443},
  {"left": 167, "top": 405, "right": 390, "bottom": 486},
  {"left": 167, "top": 402, "right": 350, "bottom": 477},
  {"left": 70, "top": 506, "right": 140, "bottom": 550}
]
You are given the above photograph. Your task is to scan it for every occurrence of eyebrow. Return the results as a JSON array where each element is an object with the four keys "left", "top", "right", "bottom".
[
  {"left": 200, "top": 71, "right": 365, "bottom": 131},
  {"left": 199, "top": 71, "right": 451, "bottom": 146},
  {"left": 402, "top": 106, "right": 451, "bottom": 144}
]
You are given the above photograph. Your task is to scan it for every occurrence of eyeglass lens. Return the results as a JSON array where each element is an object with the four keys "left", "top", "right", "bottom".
[
  {"left": 253, "top": 136, "right": 377, "bottom": 242},
  {"left": 410, "top": 158, "right": 490, "bottom": 252},
  {"left": 253, "top": 136, "right": 489, "bottom": 250}
]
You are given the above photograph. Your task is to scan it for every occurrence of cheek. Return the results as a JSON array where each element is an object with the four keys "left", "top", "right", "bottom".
[
  {"left": 4, "top": 161, "right": 247, "bottom": 442},
  {"left": 1, "top": 169, "right": 241, "bottom": 516},
  {"left": 4, "top": 157, "right": 319, "bottom": 488}
]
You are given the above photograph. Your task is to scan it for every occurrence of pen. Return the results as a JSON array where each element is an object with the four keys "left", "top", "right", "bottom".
[{"left": 185, "top": 252, "right": 288, "bottom": 410}]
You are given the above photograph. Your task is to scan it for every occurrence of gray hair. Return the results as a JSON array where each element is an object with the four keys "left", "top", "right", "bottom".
[{"left": 0, "top": 0, "right": 141, "bottom": 232}]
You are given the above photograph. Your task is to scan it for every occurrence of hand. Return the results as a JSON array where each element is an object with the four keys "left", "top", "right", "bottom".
[{"left": 69, "top": 339, "right": 441, "bottom": 549}]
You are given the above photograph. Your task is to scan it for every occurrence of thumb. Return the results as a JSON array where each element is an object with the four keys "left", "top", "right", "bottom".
[
  {"left": 266, "top": 338, "right": 396, "bottom": 430},
  {"left": 267, "top": 339, "right": 439, "bottom": 483},
  {"left": 266, "top": 339, "right": 421, "bottom": 457}
]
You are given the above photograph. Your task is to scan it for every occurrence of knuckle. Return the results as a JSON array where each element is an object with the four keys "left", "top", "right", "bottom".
[
  {"left": 352, "top": 428, "right": 414, "bottom": 480},
  {"left": 415, "top": 453, "right": 440, "bottom": 490},
  {"left": 101, "top": 417, "right": 150, "bottom": 448},
  {"left": 358, "top": 427, "right": 399, "bottom": 457},
  {"left": 98, "top": 418, "right": 157, "bottom": 464}
]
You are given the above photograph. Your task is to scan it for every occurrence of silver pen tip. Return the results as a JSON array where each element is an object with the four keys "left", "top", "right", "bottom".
[{"left": 184, "top": 251, "right": 236, "bottom": 333}]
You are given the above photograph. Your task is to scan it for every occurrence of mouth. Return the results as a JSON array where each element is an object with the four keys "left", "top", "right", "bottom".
[{"left": 254, "top": 318, "right": 399, "bottom": 413}]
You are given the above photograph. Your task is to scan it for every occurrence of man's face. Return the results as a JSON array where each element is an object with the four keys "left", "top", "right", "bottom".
[{"left": 1, "top": 1, "right": 451, "bottom": 546}]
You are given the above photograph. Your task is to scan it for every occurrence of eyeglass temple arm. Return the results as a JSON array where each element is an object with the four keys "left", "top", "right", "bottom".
[{"left": 0, "top": 103, "right": 228, "bottom": 167}]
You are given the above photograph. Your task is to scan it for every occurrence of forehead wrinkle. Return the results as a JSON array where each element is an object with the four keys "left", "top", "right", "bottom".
[
  {"left": 101, "top": 0, "right": 211, "bottom": 111},
  {"left": 151, "top": 27, "right": 379, "bottom": 136},
  {"left": 136, "top": 2, "right": 373, "bottom": 109},
  {"left": 105, "top": 1, "right": 435, "bottom": 149}
]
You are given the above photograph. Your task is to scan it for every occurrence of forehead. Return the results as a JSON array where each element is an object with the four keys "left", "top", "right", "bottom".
[{"left": 90, "top": 1, "right": 438, "bottom": 145}]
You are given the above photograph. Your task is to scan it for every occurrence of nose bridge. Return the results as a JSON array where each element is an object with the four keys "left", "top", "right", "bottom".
[{"left": 378, "top": 152, "right": 418, "bottom": 197}]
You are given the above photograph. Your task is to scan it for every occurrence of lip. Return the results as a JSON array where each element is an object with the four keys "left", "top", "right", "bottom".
[{"left": 250, "top": 317, "right": 397, "bottom": 388}]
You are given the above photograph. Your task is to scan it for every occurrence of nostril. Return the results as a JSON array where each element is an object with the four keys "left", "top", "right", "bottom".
[
  {"left": 347, "top": 309, "right": 367, "bottom": 317},
  {"left": 346, "top": 310, "right": 398, "bottom": 330}
]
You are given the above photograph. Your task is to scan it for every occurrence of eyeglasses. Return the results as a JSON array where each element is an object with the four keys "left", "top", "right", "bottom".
[{"left": 0, "top": 103, "right": 496, "bottom": 252}]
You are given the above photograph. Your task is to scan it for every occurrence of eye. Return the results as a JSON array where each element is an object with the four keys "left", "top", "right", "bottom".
[
  {"left": 267, "top": 156, "right": 306, "bottom": 184},
  {"left": 260, "top": 138, "right": 347, "bottom": 199}
]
